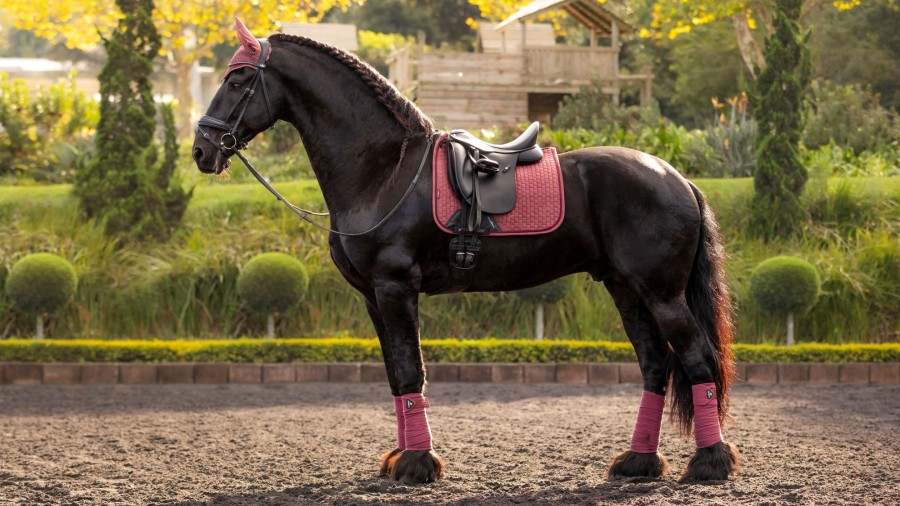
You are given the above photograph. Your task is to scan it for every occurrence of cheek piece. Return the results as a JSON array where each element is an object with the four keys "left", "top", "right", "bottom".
[
  {"left": 628, "top": 390, "right": 666, "bottom": 453},
  {"left": 400, "top": 393, "right": 433, "bottom": 451},
  {"left": 393, "top": 396, "right": 406, "bottom": 450},
  {"left": 692, "top": 383, "right": 723, "bottom": 449}
]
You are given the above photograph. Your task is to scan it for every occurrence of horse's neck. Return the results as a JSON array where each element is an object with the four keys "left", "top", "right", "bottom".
[{"left": 279, "top": 48, "right": 412, "bottom": 220}]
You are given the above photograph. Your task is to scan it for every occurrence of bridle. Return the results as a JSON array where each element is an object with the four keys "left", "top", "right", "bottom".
[
  {"left": 197, "top": 39, "right": 275, "bottom": 157},
  {"left": 196, "top": 37, "right": 435, "bottom": 237}
]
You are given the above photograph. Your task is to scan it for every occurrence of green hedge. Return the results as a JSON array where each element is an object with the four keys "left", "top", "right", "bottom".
[{"left": 0, "top": 339, "right": 897, "bottom": 363}]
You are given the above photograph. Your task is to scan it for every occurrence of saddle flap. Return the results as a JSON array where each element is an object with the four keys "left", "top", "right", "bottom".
[{"left": 476, "top": 152, "right": 518, "bottom": 214}]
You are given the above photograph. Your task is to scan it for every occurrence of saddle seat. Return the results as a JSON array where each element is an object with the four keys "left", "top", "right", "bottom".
[
  {"left": 446, "top": 121, "right": 542, "bottom": 220},
  {"left": 448, "top": 121, "right": 542, "bottom": 159}
]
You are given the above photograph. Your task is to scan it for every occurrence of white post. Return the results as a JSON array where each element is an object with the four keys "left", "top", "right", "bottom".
[
  {"left": 267, "top": 314, "right": 275, "bottom": 340},
  {"left": 786, "top": 312, "right": 795, "bottom": 346},
  {"left": 535, "top": 304, "right": 544, "bottom": 341},
  {"left": 590, "top": 29, "right": 597, "bottom": 49},
  {"left": 36, "top": 314, "right": 44, "bottom": 340}
]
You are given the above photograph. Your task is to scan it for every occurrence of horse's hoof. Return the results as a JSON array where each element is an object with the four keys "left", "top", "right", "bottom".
[
  {"left": 389, "top": 449, "right": 444, "bottom": 484},
  {"left": 378, "top": 448, "right": 403, "bottom": 478},
  {"left": 678, "top": 440, "right": 741, "bottom": 482},
  {"left": 607, "top": 450, "right": 668, "bottom": 479}
]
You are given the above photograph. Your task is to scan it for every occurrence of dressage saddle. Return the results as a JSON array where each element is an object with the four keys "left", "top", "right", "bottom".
[
  {"left": 443, "top": 122, "right": 542, "bottom": 271},
  {"left": 446, "top": 121, "right": 542, "bottom": 233}
]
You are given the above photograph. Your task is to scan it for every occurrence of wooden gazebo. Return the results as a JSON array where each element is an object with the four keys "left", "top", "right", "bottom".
[{"left": 389, "top": 0, "right": 653, "bottom": 128}]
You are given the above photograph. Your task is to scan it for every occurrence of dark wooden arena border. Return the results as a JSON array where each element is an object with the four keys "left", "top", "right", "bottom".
[{"left": 1, "top": 362, "right": 897, "bottom": 385}]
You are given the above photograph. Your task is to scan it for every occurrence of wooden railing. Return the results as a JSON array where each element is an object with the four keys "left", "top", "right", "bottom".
[{"left": 524, "top": 47, "right": 618, "bottom": 84}]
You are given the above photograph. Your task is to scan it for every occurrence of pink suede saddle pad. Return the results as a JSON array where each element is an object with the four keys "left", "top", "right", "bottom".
[{"left": 432, "top": 134, "right": 565, "bottom": 236}]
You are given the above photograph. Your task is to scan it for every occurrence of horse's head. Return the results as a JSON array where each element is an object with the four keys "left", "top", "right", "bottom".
[{"left": 193, "top": 18, "right": 283, "bottom": 174}]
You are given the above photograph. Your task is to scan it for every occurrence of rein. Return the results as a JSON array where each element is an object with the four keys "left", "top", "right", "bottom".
[{"left": 197, "top": 38, "right": 436, "bottom": 237}]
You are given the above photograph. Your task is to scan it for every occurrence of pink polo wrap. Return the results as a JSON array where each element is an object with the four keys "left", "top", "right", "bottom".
[
  {"left": 628, "top": 390, "right": 666, "bottom": 453},
  {"left": 692, "top": 382, "right": 723, "bottom": 448},
  {"left": 400, "top": 393, "right": 433, "bottom": 451},
  {"left": 393, "top": 396, "right": 406, "bottom": 450}
]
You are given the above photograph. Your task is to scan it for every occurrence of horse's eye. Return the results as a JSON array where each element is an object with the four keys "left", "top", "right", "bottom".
[{"left": 230, "top": 82, "right": 242, "bottom": 90}]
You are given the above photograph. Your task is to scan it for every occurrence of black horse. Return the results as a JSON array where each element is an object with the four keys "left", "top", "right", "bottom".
[{"left": 193, "top": 20, "right": 740, "bottom": 485}]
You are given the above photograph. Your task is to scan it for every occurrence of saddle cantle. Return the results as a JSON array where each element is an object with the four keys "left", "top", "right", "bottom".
[{"left": 446, "top": 121, "right": 542, "bottom": 224}]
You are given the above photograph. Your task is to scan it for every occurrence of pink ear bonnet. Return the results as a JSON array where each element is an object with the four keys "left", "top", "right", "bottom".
[{"left": 224, "top": 17, "right": 272, "bottom": 79}]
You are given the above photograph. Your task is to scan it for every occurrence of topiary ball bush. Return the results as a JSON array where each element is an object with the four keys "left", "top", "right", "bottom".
[
  {"left": 237, "top": 253, "right": 309, "bottom": 314},
  {"left": 516, "top": 276, "right": 574, "bottom": 304},
  {"left": 5, "top": 253, "right": 78, "bottom": 314},
  {"left": 750, "top": 256, "right": 821, "bottom": 315}
]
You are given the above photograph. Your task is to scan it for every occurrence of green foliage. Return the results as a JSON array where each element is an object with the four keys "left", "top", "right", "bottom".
[
  {"left": 0, "top": 74, "right": 98, "bottom": 182},
  {"left": 259, "top": 122, "right": 300, "bottom": 155},
  {"left": 669, "top": 18, "right": 750, "bottom": 122},
  {"left": 515, "top": 276, "right": 573, "bottom": 304},
  {"left": 803, "top": 143, "right": 900, "bottom": 178},
  {"left": 803, "top": 81, "right": 898, "bottom": 155},
  {"left": 73, "top": 0, "right": 191, "bottom": 243},
  {"left": 683, "top": 94, "right": 758, "bottom": 177},
  {"left": 357, "top": 30, "right": 414, "bottom": 76},
  {"left": 336, "top": 0, "right": 479, "bottom": 50},
  {"left": 547, "top": 98, "right": 694, "bottom": 171},
  {"left": 0, "top": 176, "right": 897, "bottom": 342},
  {"left": 751, "top": 0, "right": 812, "bottom": 238},
  {"left": 237, "top": 253, "right": 309, "bottom": 315},
  {"left": 0, "top": 338, "right": 896, "bottom": 363},
  {"left": 5, "top": 253, "right": 77, "bottom": 314},
  {"left": 750, "top": 256, "right": 821, "bottom": 316}
]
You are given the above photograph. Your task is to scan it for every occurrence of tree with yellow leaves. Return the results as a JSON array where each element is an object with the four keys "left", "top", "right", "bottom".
[
  {"left": 645, "top": 0, "right": 894, "bottom": 79},
  {"left": 4, "top": 0, "right": 359, "bottom": 135}
]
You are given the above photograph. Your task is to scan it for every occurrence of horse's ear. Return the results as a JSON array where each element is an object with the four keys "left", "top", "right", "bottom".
[{"left": 235, "top": 17, "right": 261, "bottom": 55}]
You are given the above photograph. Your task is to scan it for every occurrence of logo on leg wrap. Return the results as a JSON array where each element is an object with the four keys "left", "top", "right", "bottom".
[
  {"left": 706, "top": 389, "right": 713, "bottom": 400},
  {"left": 405, "top": 397, "right": 430, "bottom": 410}
]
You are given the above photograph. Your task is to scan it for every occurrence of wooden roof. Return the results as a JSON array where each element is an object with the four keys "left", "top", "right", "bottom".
[{"left": 494, "top": 0, "right": 633, "bottom": 36}]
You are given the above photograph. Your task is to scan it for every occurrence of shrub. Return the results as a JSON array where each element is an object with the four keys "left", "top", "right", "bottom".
[
  {"left": 73, "top": 1, "right": 191, "bottom": 243},
  {"left": 237, "top": 253, "right": 309, "bottom": 338},
  {"left": 238, "top": 253, "right": 310, "bottom": 314},
  {"left": 515, "top": 277, "right": 573, "bottom": 305},
  {"left": 750, "top": 256, "right": 821, "bottom": 315},
  {"left": 750, "top": 256, "right": 821, "bottom": 345},
  {"left": 516, "top": 276, "right": 574, "bottom": 340},
  {"left": 0, "top": 338, "right": 896, "bottom": 364},
  {"left": 5, "top": 253, "right": 78, "bottom": 314},
  {"left": 803, "top": 81, "right": 898, "bottom": 155},
  {"left": 0, "top": 73, "right": 99, "bottom": 182},
  {"left": 683, "top": 94, "right": 758, "bottom": 177},
  {"left": 5, "top": 253, "right": 78, "bottom": 338}
]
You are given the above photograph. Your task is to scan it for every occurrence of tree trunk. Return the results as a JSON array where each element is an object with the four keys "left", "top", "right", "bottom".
[
  {"left": 36, "top": 314, "right": 44, "bottom": 340},
  {"left": 732, "top": 10, "right": 767, "bottom": 78},
  {"left": 786, "top": 312, "right": 795, "bottom": 346},
  {"left": 267, "top": 314, "right": 275, "bottom": 339},
  {"left": 535, "top": 304, "right": 544, "bottom": 341},
  {"left": 174, "top": 59, "right": 196, "bottom": 138}
]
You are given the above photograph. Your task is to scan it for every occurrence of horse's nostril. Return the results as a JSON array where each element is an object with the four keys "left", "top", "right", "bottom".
[{"left": 193, "top": 147, "right": 204, "bottom": 162}]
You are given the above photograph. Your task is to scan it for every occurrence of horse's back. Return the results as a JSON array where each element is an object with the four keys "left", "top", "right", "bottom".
[{"left": 558, "top": 146, "right": 702, "bottom": 293}]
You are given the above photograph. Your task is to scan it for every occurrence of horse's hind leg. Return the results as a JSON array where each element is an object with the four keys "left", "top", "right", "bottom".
[
  {"left": 604, "top": 279, "right": 670, "bottom": 479},
  {"left": 645, "top": 297, "right": 740, "bottom": 482}
]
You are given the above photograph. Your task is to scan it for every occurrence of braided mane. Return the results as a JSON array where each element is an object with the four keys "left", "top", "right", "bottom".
[{"left": 269, "top": 33, "right": 434, "bottom": 135}]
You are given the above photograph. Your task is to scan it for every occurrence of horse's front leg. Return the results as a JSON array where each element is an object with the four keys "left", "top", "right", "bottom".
[
  {"left": 363, "top": 298, "right": 406, "bottom": 478},
  {"left": 373, "top": 271, "right": 444, "bottom": 484}
]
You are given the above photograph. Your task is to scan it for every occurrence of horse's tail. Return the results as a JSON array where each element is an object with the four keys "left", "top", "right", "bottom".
[{"left": 667, "top": 181, "right": 736, "bottom": 435}]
